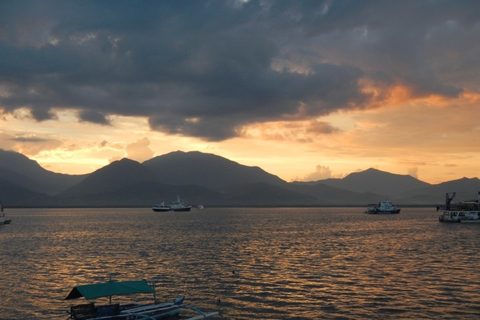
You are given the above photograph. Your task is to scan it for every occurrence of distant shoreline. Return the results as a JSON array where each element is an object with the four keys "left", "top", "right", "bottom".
[{"left": 4, "top": 204, "right": 438, "bottom": 209}]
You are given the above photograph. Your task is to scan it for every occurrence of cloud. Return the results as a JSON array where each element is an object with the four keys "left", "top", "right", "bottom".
[
  {"left": 2, "top": 133, "right": 62, "bottom": 156},
  {"left": 0, "top": 1, "right": 477, "bottom": 141},
  {"left": 78, "top": 110, "right": 110, "bottom": 125},
  {"left": 125, "top": 137, "right": 154, "bottom": 163},
  {"left": 408, "top": 167, "right": 418, "bottom": 179},
  {"left": 0, "top": 132, "right": 16, "bottom": 151},
  {"left": 298, "top": 165, "right": 343, "bottom": 182}
]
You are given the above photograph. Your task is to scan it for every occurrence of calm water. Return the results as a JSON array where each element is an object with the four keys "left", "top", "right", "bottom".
[{"left": 1, "top": 207, "right": 480, "bottom": 320}]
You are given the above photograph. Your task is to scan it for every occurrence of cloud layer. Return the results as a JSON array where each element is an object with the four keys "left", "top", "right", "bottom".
[{"left": 1, "top": 1, "right": 479, "bottom": 141}]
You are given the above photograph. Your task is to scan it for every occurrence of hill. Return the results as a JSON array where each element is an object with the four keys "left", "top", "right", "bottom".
[
  {"left": 143, "top": 151, "right": 286, "bottom": 190},
  {"left": 398, "top": 177, "right": 480, "bottom": 205},
  {"left": 1, "top": 148, "right": 479, "bottom": 207},
  {"left": 319, "top": 168, "right": 430, "bottom": 195},
  {"left": 59, "top": 158, "right": 158, "bottom": 197},
  {"left": 0, "top": 149, "right": 86, "bottom": 195}
]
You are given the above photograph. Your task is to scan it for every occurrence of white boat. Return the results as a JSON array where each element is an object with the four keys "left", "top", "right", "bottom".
[
  {"left": 152, "top": 196, "right": 192, "bottom": 212},
  {"left": 438, "top": 210, "right": 480, "bottom": 223},
  {"left": 0, "top": 202, "right": 11, "bottom": 225},
  {"left": 438, "top": 192, "right": 480, "bottom": 223},
  {"left": 152, "top": 201, "right": 171, "bottom": 212},
  {"left": 65, "top": 278, "right": 219, "bottom": 320},
  {"left": 364, "top": 201, "right": 400, "bottom": 214},
  {"left": 169, "top": 195, "right": 192, "bottom": 212}
]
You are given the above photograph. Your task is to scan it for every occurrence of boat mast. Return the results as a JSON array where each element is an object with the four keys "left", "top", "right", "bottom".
[
  {"left": 109, "top": 274, "right": 112, "bottom": 305},
  {"left": 445, "top": 192, "right": 456, "bottom": 210},
  {"left": 148, "top": 279, "right": 157, "bottom": 304}
]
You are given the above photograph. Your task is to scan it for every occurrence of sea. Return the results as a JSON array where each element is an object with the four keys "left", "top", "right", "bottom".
[{"left": 1, "top": 207, "right": 480, "bottom": 320}]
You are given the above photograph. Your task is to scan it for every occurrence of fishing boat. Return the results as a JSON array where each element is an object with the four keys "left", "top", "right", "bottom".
[
  {"left": 438, "top": 191, "right": 480, "bottom": 223},
  {"left": 0, "top": 202, "right": 11, "bottom": 225},
  {"left": 65, "top": 278, "right": 219, "bottom": 320},
  {"left": 152, "top": 196, "right": 192, "bottom": 212},
  {"left": 152, "top": 201, "right": 171, "bottom": 212},
  {"left": 169, "top": 195, "right": 192, "bottom": 212},
  {"left": 364, "top": 201, "right": 400, "bottom": 214}
]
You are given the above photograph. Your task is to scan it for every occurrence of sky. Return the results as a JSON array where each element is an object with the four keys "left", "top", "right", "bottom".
[{"left": 1, "top": 0, "right": 480, "bottom": 184}]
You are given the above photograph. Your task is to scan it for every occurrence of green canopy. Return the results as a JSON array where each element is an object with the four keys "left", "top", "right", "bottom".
[{"left": 65, "top": 280, "right": 155, "bottom": 300}]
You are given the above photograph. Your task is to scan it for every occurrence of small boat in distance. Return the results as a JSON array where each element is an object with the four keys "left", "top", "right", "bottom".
[
  {"left": 364, "top": 201, "right": 400, "bottom": 214},
  {"left": 439, "top": 210, "right": 480, "bottom": 223},
  {"left": 438, "top": 191, "right": 480, "bottom": 223},
  {"left": 0, "top": 202, "right": 11, "bottom": 225},
  {"left": 152, "top": 195, "right": 192, "bottom": 212},
  {"left": 169, "top": 195, "right": 192, "bottom": 212},
  {"left": 64, "top": 278, "right": 219, "bottom": 320},
  {"left": 152, "top": 201, "right": 171, "bottom": 212}
]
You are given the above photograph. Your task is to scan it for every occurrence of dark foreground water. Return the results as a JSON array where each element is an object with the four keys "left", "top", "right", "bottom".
[{"left": 1, "top": 207, "right": 480, "bottom": 320}]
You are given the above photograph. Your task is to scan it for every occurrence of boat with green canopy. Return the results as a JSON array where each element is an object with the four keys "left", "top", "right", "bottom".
[
  {"left": 65, "top": 279, "right": 219, "bottom": 320},
  {"left": 65, "top": 280, "right": 156, "bottom": 300}
]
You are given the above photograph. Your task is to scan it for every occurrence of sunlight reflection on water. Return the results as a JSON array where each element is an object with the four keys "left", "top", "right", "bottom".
[{"left": 1, "top": 207, "right": 480, "bottom": 319}]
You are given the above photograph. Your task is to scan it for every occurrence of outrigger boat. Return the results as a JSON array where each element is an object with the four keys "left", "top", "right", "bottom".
[
  {"left": 438, "top": 191, "right": 480, "bottom": 223},
  {"left": 65, "top": 278, "right": 219, "bottom": 320}
]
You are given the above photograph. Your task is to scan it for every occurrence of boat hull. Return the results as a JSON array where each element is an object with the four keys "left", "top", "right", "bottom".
[
  {"left": 439, "top": 210, "right": 480, "bottom": 223},
  {"left": 152, "top": 206, "right": 192, "bottom": 212},
  {"left": 365, "top": 209, "right": 400, "bottom": 214},
  {"left": 70, "top": 302, "right": 180, "bottom": 320},
  {"left": 171, "top": 207, "right": 192, "bottom": 212},
  {"left": 120, "top": 303, "right": 180, "bottom": 319}
]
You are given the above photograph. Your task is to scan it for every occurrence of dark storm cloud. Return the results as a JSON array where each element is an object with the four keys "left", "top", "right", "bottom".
[
  {"left": 0, "top": 0, "right": 478, "bottom": 140},
  {"left": 78, "top": 110, "right": 110, "bottom": 125}
]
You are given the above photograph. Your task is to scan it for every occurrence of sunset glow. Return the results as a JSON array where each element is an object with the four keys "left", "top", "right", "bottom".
[{"left": 1, "top": 1, "right": 479, "bottom": 184}]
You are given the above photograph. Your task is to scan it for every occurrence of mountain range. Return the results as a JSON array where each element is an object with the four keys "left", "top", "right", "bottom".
[{"left": 1, "top": 149, "right": 479, "bottom": 208}]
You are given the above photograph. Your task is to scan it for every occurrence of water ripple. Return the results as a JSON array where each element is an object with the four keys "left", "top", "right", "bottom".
[{"left": 2, "top": 207, "right": 480, "bottom": 319}]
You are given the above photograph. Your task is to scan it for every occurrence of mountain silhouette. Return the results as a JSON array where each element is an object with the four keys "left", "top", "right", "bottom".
[
  {"left": 319, "top": 168, "right": 430, "bottom": 195},
  {"left": 1, "top": 148, "right": 479, "bottom": 207},
  {"left": 59, "top": 158, "right": 158, "bottom": 197},
  {"left": 143, "top": 151, "right": 286, "bottom": 190},
  {"left": 0, "top": 149, "right": 85, "bottom": 195}
]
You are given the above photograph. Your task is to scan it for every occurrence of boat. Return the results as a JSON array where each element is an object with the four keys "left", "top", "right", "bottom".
[
  {"left": 152, "top": 196, "right": 192, "bottom": 212},
  {"left": 0, "top": 202, "right": 11, "bottom": 225},
  {"left": 439, "top": 210, "right": 480, "bottom": 223},
  {"left": 438, "top": 192, "right": 480, "bottom": 223},
  {"left": 364, "top": 201, "right": 400, "bottom": 214},
  {"left": 65, "top": 278, "right": 219, "bottom": 320},
  {"left": 152, "top": 201, "right": 171, "bottom": 212},
  {"left": 169, "top": 195, "right": 192, "bottom": 212}
]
